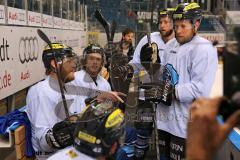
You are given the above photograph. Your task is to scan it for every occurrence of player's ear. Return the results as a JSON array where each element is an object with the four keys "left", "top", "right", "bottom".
[{"left": 194, "top": 20, "right": 200, "bottom": 32}]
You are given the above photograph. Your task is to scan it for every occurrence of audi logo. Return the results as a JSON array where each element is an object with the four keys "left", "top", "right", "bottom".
[{"left": 19, "top": 37, "right": 39, "bottom": 64}]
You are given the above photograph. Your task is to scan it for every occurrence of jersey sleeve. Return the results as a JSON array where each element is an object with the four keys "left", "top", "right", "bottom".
[
  {"left": 129, "top": 35, "right": 148, "bottom": 73},
  {"left": 26, "top": 88, "right": 57, "bottom": 152},
  {"left": 175, "top": 44, "right": 218, "bottom": 102}
]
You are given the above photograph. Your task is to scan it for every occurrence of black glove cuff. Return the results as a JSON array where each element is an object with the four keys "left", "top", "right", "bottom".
[{"left": 85, "top": 97, "right": 96, "bottom": 105}]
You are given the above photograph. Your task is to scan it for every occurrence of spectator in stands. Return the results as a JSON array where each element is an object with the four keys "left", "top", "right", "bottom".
[{"left": 116, "top": 28, "right": 135, "bottom": 62}]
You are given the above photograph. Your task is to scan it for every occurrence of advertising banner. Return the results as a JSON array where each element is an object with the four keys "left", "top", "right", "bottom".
[
  {"left": 0, "top": 26, "right": 86, "bottom": 99},
  {"left": 28, "top": 11, "right": 41, "bottom": 27},
  {"left": 8, "top": 7, "right": 26, "bottom": 25}
]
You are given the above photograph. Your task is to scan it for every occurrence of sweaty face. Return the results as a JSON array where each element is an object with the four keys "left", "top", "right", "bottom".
[
  {"left": 159, "top": 16, "right": 173, "bottom": 37},
  {"left": 122, "top": 32, "right": 134, "bottom": 44},
  {"left": 174, "top": 20, "right": 195, "bottom": 44},
  {"left": 85, "top": 53, "right": 103, "bottom": 77},
  {"left": 61, "top": 56, "right": 77, "bottom": 83}
]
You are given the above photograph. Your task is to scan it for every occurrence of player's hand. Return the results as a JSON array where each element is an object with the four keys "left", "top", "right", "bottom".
[
  {"left": 112, "top": 64, "right": 134, "bottom": 81},
  {"left": 49, "top": 119, "right": 76, "bottom": 148},
  {"left": 97, "top": 91, "right": 126, "bottom": 103},
  {"left": 140, "top": 43, "right": 153, "bottom": 62}
]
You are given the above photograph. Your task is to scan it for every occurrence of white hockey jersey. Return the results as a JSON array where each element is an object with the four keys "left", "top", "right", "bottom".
[
  {"left": 71, "top": 70, "right": 111, "bottom": 98},
  {"left": 130, "top": 32, "right": 175, "bottom": 70},
  {"left": 129, "top": 32, "right": 176, "bottom": 100},
  {"left": 157, "top": 35, "right": 218, "bottom": 138},
  {"left": 48, "top": 146, "right": 95, "bottom": 160},
  {"left": 26, "top": 76, "right": 86, "bottom": 152}
]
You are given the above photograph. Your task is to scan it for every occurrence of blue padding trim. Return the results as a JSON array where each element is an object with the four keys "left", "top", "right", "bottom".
[
  {"left": 228, "top": 130, "right": 240, "bottom": 150},
  {"left": 217, "top": 116, "right": 240, "bottom": 151}
]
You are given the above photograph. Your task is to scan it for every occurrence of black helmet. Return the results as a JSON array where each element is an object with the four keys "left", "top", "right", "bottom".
[
  {"left": 83, "top": 43, "right": 104, "bottom": 60},
  {"left": 74, "top": 100, "right": 125, "bottom": 157},
  {"left": 42, "top": 43, "right": 75, "bottom": 69},
  {"left": 172, "top": 2, "right": 202, "bottom": 23},
  {"left": 159, "top": 8, "right": 175, "bottom": 18}
]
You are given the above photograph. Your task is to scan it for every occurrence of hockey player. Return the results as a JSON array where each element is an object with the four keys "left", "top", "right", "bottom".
[
  {"left": 48, "top": 100, "right": 125, "bottom": 160},
  {"left": 128, "top": 8, "right": 176, "bottom": 160},
  {"left": 149, "top": 2, "right": 218, "bottom": 159},
  {"left": 72, "top": 44, "right": 112, "bottom": 97},
  {"left": 72, "top": 43, "right": 137, "bottom": 159},
  {"left": 130, "top": 8, "right": 175, "bottom": 67},
  {"left": 26, "top": 43, "right": 124, "bottom": 159}
]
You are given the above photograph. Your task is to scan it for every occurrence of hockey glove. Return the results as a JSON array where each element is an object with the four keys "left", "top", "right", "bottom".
[
  {"left": 144, "top": 64, "right": 179, "bottom": 106},
  {"left": 112, "top": 64, "right": 134, "bottom": 81},
  {"left": 140, "top": 43, "right": 160, "bottom": 63},
  {"left": 46, "top": 117, "right": 77, "bottom": 149},
  {"left": 140, "top": 43, "right": 153, "bottom": 62},
  {"left": 140, "top": 43, "right": 160, "bottom": 73}
]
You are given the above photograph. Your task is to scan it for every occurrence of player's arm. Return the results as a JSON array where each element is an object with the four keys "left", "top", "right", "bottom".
[{"left": 176, "top": 45, "right": 218, "bottom": 102}]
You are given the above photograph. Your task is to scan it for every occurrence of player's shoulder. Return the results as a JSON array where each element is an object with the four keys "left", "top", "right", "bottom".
[
  {"left": 190, "top": 36, "right": 217, "bottom": 56},
  {"left": 141, "top": 32, "right": 160, "bottom": 40},
  {"left": 71, "top": 70, "right": 90, "bottom": 86},
  {"left": 151, "top": 32, "right": 160, "bottom": 36},
  {"left": 30, "top": 77, "right": 49, "bottom": 90},
  {"left": 27, "top": 77, "right": 50, "bottom": 97},
  {"left": 167, "top": 37, "right": 177, "bottom": 46},
  {"left": 74, "top": 70, "right": 85, "bottom": 78},
  {"left": 192, "top": 35, "right": 213, "bottom": 47},
  {"left": 98, "top": 74, "right": 110, "bottom": 85},
  {"left": 151, "top": 32, "right": 162, "bottom": 39}
]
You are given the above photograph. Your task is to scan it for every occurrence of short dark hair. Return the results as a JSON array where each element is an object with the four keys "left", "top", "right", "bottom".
[{"left": 122, "top": 28, "right": 134, "bottom": 37}]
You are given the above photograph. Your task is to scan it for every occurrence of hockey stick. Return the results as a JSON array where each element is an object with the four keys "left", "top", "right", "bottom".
[
  {"left": 143, "top": 22, "right": 160, "bottom": 160},
  {"left": 37, "top": 29, "right": 70, "bottom": 118},
  {"left": 94, "top": 10, "right": 111, "bottom": 42},
  {"left": 152, "top": 103, "right": 160, "bottom": 160},
  {"left": 110, "top": 20, "right": 117, "bottom": 42},
  {"left": 94, "top": 9, "right": 117, "bottom": 47},
  {"left": 145, "top": 22, "right": 152, "bottom": 47},
  {"left": 94, "top": 9, "right": 117, "bottom": 82}
]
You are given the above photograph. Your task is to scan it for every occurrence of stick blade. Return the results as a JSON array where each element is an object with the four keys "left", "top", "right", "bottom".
[
  {"left": 37, "top": 29, "right": 51, "bottom": 48},
  {"left": 94, "top": 10, "right": 111, "bottom": 42}
]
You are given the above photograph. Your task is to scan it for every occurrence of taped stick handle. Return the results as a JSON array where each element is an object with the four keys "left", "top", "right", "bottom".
[{"left": 144, "top": 22, "right": 152, "bottom": 47}]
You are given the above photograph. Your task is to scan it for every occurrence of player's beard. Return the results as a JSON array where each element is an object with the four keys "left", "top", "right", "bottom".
[
  {"left": 86, "top": 65, "right": 102, "bottom": 78},
  {"left": 160, "top": 29, "right": 173, "bottom": 38}
]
